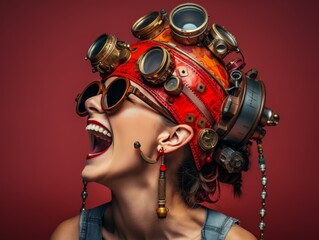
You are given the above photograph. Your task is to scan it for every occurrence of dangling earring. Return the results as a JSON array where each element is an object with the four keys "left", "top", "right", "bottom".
[
  {"left": 133, "top": 142, "right": 169, "bottom": 218},
  {"left": 134, "top": 141, "right": 157, "bottom": 164},
  {"left": 80, "top": 179, "right": 88, "bottom": 212},
  {"left": 156, "top": 147, "right": 169, "bottom": 218}
]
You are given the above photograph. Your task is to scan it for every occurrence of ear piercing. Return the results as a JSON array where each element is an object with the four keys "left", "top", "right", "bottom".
[{"left": 134, "top": 141, "right": 158, "bottom": 164}]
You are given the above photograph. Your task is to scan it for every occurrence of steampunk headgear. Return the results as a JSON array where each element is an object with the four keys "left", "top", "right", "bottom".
[{"left": 80, "top": 3, "right": 279, "bottom": 239}]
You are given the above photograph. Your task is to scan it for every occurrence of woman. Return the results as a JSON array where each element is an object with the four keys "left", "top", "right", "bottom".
[{"left": 51, "top": 3, "right": 278, "bottom": 239}]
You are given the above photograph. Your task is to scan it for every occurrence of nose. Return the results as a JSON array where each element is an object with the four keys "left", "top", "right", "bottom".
[{"left": 85, "top": 94, "right": 104, "bottom": 115}]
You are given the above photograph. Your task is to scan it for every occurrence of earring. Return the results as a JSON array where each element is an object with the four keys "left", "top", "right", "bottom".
[
  {"left": 80, "top": 179, "right": 88, "bottom": 212},
  {"left": 156, "top": 147, "right": 169, "bottom": 218},
  {"left": 133, "top": 142, "right": 169, "bottom": 218},
  {"left": 134, "top": 141, "right": 158, "bottom": 164}
]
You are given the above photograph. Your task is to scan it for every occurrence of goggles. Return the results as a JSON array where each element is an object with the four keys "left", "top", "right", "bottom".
[
  {"left": 86, "top": 34, "right": 131, "bottom": 76},
  {"left": 75, "top": 77, "right": 176, "bottom": 123}
]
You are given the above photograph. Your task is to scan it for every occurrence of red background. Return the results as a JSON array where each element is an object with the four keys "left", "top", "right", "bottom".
[{"left": 1, "top": 0, "right": 318, "bottom": 239}]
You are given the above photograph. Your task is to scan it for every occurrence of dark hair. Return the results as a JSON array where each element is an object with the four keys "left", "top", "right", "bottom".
[{"left": 177, "top": 144, "right": 248, "bottom": 206}]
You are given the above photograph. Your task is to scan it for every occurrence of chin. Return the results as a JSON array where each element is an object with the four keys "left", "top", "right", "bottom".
[
  {"left": 81, "top": 166, "right": 93, "bottom": 182},
  {"left": 81, "top": 163, "right": 116, "bottom": 185},
  {"left": 81, "top": 165, "right": 104, "bottom": 183}
]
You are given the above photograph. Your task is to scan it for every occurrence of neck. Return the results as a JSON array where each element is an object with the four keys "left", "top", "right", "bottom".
[{"left": 103, "top": 165, "right": 206, "bottom": 240}]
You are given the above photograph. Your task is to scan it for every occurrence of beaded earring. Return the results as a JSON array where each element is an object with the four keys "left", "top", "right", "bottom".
[{"left": 80, "top": 179, "right": 88, "bottom": 212}]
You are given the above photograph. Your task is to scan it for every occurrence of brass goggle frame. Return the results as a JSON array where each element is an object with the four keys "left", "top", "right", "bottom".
[
  {"left": 204, "top": 24, "right": 238, "bottom": 59},
  {"left": 131, "top": 10, "right": 168, "bottom": 40},
  {"left": 169, "top": 3, "right": 208, "bottom": 45},
  {"left": 138, "top": 46, "right": 175, "bottom": 85},
  {"left": 86, "top": 34, "right": 131, "bottom": 76}
]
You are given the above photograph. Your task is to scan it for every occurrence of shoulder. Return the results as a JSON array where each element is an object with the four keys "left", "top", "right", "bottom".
[
  {"left": 49, "top": 215, "right": 80, "bottom": 240},
  {"left": 225, "top": 224, "right": 257, "bottom": 240},
  {"left": 204, "top": 208, "right": 256, "bottom": 240}
]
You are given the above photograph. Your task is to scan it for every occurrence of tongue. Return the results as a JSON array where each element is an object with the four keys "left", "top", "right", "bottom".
[{"left": 92, "top": 137, "right": 111, "bottom": 154}]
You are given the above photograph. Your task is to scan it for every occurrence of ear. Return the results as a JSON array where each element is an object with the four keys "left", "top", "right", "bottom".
[{"left": 157, "top": 124, "right": 194, "bottom": 153}]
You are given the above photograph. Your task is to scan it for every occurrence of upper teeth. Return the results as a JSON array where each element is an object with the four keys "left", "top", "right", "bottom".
[{"left": 86, "top": 123, "right": 112, "bottom": 137}]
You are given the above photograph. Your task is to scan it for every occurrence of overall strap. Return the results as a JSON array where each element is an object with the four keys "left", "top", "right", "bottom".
[
  {"left": 201, "top": 209, "right": 239, "bottom": 240},
  {"left": 79, "top": 203, "right": 109, "bottom": 240}
]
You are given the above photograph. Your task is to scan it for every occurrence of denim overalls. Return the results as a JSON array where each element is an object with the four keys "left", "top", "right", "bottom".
[{"left": 80, "top": 202, "right": 239, "bottom": 240}]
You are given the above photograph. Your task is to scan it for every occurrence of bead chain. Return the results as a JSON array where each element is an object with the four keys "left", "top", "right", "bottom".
[
  {"left": 257, "top": 140, "right": 267, "bottom": 240},
  {"left": 81, "top": 180, "right": 88, "bottom": 212}
]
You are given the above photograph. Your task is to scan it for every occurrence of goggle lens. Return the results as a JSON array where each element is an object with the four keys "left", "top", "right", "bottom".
[
  {"left": 77, "top": 82, "right": 102, "bottom": 115},
  {"left": 142, "top": 48, "right": 164, "bottom": 75},
  {"left": 87, "top": 34, "right": 108, "bottom": 60},
  {"left": 103, "top": 78, "right": 127, "bottom": 110},
  {"left": 172, "top": 7, "right": 205, "bottom": 30}
]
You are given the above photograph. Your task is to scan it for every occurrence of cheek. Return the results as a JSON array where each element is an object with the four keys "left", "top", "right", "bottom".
[
  {"left": 111, "top": 106, "right": 162, "bottom": 156},
  {"left": 82, "top": 106, "right": 164, "bottom": 182}
]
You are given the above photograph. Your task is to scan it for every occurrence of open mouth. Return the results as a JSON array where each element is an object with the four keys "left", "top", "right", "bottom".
[{"left": 86, "top": 120, "right": 112, "bottom": 159}]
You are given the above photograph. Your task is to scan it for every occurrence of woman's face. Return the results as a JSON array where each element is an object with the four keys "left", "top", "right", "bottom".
[{"left": 81, "top": 78, "right": 166, "bottom": 185}]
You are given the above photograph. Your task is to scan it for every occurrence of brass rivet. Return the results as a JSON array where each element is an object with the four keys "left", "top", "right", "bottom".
[
  {"left": 197, "top": 82, "right": 205, "bottom": 93},
  {"left": 178, "top": 66, "right": 188, "bottom": 77},
  {"left": 185, "top": 113, "right": 195, "bottom": 123},
  {"left": 197, "top": 117, "right": 207, "bottom": 128}
]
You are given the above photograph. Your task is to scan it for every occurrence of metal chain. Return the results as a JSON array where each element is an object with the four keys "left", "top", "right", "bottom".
[
  {"left": 81, "top": 179, "right": 88, "bottom": 212},
  {"left": 257, "top": 140, "right": 267, "bottom": 240}
]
